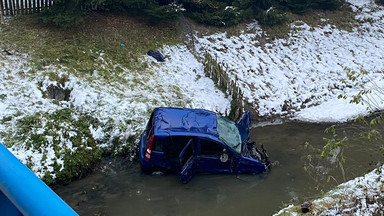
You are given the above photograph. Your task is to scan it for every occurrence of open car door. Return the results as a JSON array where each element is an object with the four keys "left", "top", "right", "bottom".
[
  {"left": 179, "top": 138, "right": 196, "bottom": 184},
  {"left": 236, "top": 111, "right": 251, "bottom": 143}
]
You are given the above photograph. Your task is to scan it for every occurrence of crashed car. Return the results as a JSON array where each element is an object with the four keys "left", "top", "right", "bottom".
[{"left": 139, "top": 107, "right": 270, "bottom": 183}]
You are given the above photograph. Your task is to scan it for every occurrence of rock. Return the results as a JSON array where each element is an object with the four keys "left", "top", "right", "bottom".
[
  {"left": 301, "top": 201, "right": 314, "bottom": 213},
  {"left": 46, "top": 84, "right": 70, "bottom": 101}
]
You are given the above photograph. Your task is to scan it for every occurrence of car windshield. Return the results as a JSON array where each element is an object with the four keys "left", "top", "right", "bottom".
[{"left": 216, "top": 115, "right": 242, "bottom": 153}]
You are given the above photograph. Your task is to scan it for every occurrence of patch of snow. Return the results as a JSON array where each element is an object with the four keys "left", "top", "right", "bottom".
[{"left": 89, "top": 126, "right": 105, "bottom": 140}]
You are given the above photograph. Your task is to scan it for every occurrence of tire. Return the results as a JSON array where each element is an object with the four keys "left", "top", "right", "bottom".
[
  {"left": 147, "top": 166, "right": 170, "bottom": 176},
  {"left": 152, "top": 170, "right": 165, "bottom": 176}
]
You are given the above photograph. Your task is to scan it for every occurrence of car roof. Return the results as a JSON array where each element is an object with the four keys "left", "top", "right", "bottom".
[{"left": 153, "top": 107, "right": 220, "bottom": 138}]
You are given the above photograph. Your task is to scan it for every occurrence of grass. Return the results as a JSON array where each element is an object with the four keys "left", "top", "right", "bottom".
[{"left": 0, "top": 12, "right": 182, "bottom": 77}]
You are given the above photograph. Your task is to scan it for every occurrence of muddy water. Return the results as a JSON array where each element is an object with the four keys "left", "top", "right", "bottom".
[{"left": 55, "top": 122, "right": 383, "bottom": 216}]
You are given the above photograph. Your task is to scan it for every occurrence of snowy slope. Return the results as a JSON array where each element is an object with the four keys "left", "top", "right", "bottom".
[
  {"left": 0, "top": 46, "right": 230, "bottom": 179},
  {"left": 194, "top": 0, "right": 384, "bottom": 122}
]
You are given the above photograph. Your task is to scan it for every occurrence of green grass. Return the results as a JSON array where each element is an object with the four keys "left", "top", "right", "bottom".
[{"left": 0, "top": 12, "right": 182, "bottom": 78}]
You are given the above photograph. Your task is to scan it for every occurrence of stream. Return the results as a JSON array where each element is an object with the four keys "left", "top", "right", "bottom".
[{"left": 55, "top": 121, "right": 383, "bottom": 216}]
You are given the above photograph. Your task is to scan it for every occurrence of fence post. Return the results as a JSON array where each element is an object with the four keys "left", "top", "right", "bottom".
[
  {"left": 9, "top": 0, "right": 15, "bottom": 16},
  {"left": 36, "top": 0, "right": 40, "bottom": 12},
  {"left": 32, "top": 0, "right": 35, "bottom": 13},
  {"left": 0, "top": 0, "right": 5, "bottom": 24},
  {"left": 20, "top": 0, "right": 23, "bottom": 15},
  {"left": 3, "top": 0, "right": 9, "bottom": 16},
  {"left": 28, "top": 0, "right": 31, "bottom": 14},
  {"left": 15, "top": 0, "right": 19, "bottom": 15}
]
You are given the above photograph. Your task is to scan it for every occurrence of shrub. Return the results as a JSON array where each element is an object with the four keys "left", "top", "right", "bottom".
[
  {"left": 143, "top": 3, "right": 182, "bottom": 24},
  {"left": 38, "top": 2, "right": 84, "bottom": 28},
  {"left": 286, "top": 0, "right": 310, "bottom": 14},
  {"left": 182, "top": 0, "right": 243, "bottom": 26},
  {"left": 376, "top": 0, "right": 384, "bottom": 5},
  {"left": 275, "top": 0, "right": 343, "bottom": 14},
  {"left": 311, "top": 0, "right": 343, "bottom": 10},
  {"left": 38, "top": 0, "right": 181, "bottom": 27},
  {"left": 257, "top": 7, "right": 288, "bottom": 26},
  {"left": 253, "top": 0, "right": 273, "bottom": 10}
]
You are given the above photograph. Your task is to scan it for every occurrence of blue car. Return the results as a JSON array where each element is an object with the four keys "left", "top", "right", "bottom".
[{"left": 138, "top": 107, "right": 270, "bottom": 183}]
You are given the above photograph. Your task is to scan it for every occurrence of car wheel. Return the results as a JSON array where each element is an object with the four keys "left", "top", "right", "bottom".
[
  {"left": 152, "top": 170, "right": 165, "bottom": 176},
  {"left": 148, "top": 167, "right": 169, "bottom": 176}
]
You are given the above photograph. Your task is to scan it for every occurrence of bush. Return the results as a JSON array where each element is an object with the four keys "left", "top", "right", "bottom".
[
  {"left": 38, "top": 0, "right": 181, "bottom": 27},
  {"left": 275, "top": 0, "right": 343, "bottom": 14},
  {"left": 36, "top": 0, "right": 345, "bottom": 28},
  {"left": 143, "top": 3, "right": 182, "bottom": 24},
  {"left": 376, "top": 0, "right": 384, "bottom": 5},
  {"left": 257, "top": 7, "right": 288, "bottom": 26},
  {"left": 286, "top": 0, "right": 310, "bottom": 14},
  {"left": 182, "top": 0, "right": 243, "bottom": 26},
  {"left": 38, "top": 2, "right": 84, "bottom": 28},
  {"left": 253, "top": 0, "right": 273, "bottom": 10},
  {"left": 102, "top": 0, "right": 182, "bottom": 24},
  {"left": 311, "top": 0, "right": 343, "bottom": 10}
]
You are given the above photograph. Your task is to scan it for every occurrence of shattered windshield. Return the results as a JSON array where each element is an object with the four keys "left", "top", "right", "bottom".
[{"left": 216, "top": 115, "right": 242, "bottom": 153}]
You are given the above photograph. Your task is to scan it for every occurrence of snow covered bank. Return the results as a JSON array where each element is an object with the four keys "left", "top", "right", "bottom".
[
  {"left": 274, "top": 165, "right": 384, "bottom": 215},
  {"left": 194, "top": 0, "right": 384, "bottom": 122},
  {"left": 0, "top": 45, "right": 230, "bottom": 181}
]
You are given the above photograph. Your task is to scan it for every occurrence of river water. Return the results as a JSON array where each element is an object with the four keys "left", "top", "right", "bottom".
[{"left": 55, "top": 122, "right": 383, "bottom": 216}]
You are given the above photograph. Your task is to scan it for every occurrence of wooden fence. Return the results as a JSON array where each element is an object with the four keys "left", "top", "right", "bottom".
[
  {"left": 203, "top": 52, "right": 244, "bottom": 120},
  {"left": 0, "top": 0, "right": 54, "bottom": 23}
]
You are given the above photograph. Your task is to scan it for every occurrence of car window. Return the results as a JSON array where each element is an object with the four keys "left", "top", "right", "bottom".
[
  {"left": 216, "top": 115, "right": 242, "bottom": 153},
  {"left": 200, "top": 139, "right": 223, "bottom": 157},
  {"left": 180, "top": 139, "right": 194, "bottom": 168},
  {"left": 164, "top": 136, "right": 193, "bottom": 159},
  {"left": 153, "top": 138, "right": 165, "bottom": 152}
]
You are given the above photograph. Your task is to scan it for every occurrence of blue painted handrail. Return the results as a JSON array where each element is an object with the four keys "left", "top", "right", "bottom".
[{"left": 0, "top": 143, "right": 78, "bottom": 216}]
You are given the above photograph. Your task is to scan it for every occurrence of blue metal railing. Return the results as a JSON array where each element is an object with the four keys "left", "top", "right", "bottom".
[{"left": 0, "top": 143, "right": 78, "bottom": 216}]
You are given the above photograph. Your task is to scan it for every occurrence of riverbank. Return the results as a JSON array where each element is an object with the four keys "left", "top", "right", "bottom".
[
  {"left": 193, "top": 0, "right": 384, "bottom": 122},
  {"left": 274, "top": 165, "right": 384, "bottom": 215}
]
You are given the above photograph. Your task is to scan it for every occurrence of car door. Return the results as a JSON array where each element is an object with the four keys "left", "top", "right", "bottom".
[
  {"left": 236, "top": 111, "right": 251, "bottom": 143},
  {"left": 197, "top": 138, "right": 232, "bottom": 173},
  {"left": 179, "top": 138, "right": 196, "bottom": 184}
]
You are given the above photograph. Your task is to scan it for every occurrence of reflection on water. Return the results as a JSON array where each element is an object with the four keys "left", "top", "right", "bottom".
[{"left": 55, "top": 122, "right": 383, "bottom": 216}]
